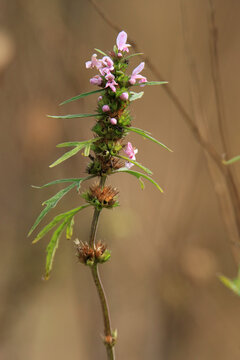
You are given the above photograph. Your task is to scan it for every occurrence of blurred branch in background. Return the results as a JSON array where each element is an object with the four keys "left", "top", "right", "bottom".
[{"left": 89, "top": 0, "right": 240, "bottom": 267}]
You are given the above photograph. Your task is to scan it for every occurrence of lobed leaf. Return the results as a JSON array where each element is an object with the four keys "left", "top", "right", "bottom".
[
  {"left": 28, "top": 183, "right": 77, "bottom": 237},
  {"left": 47, "top": 113, "right": 101, "bottom": 119},
  {"left": 126, "top": 126, "right": 172, "bottom": 152},
  {"left": 223, "top": 155, "right": 240, "bottom": 165},
  {"left": 112, "top": 168, "right": 163, "bottom": 193},
  {"left": 45, "top": 220, "right": 68, "bottom": 280},
  {"left": 32, "top": 204, "right": 90, "bottom": 244},
  {"left": 129, "top": 91, "right": 144, "bottom": 102},
  {"left": 59, "top": 89, "right": 105, "bottom": 106},
  {"left": 32, "top": 178, "right": 83, "bottom": 189},
  {"left": 116, "top": 155, "right": 153, "bottom": 175},
  {"left": 31, "top": 176, "right": 94, "bottom": 189}
]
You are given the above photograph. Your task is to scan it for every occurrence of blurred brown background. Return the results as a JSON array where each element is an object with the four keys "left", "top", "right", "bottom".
[{"left": 1, "top": 0, "right": 240, "bottom": 359}]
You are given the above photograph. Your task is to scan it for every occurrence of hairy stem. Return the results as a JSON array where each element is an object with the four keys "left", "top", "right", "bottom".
[{"left": 89, "top": 175, "right": 115, "bottom": 360}]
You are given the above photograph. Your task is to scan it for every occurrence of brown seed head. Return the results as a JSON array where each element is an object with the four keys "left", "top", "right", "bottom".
[
  {"left": 94, "top": 241, "right": 107, "bottom": 259},
  {"left": 89, "top": 184, "right": 119, "bottom": 207},
  {"left": 75, "top": 241, "right": 94, "bottom": 264}
]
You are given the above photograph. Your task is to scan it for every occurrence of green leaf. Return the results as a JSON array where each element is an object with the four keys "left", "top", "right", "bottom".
[
  {"left": 126, "top": 126, "right": 172, "bottom": 152},
  {"left": 219, "top": 274, "right": 240, "bottom": 296},
  {"left": 94, "top": 48, "right": 108, "bottom": 57},
  {"left": 129, "top": 91, "right": 144, "bottom": 102},
  {"left": 125, "top": 53, "right": 144, "bottom": 60},
  {"left": 59, "top": 89, "right": 105, "bottom": 106},
  {"left": 66, "top": 217, "right": 74, "bottom": 240},
  {"left": 49, "top": 145, "right": 86, "bottom": 168},
  {"left": 84, "top": 143, "right": 91, "bottom": 157},
  {"left": 133, "top": 81, "right": 168, "bottom": 86},
  {"left": 47, "top": 113, "right": 101, "bottom": 119},
  {"left": 56, "top": 138, "right": 99, "bottom": 148},
  {"left": 32, "top": 204, "right": 90, "bottom": 244},
  {"left": 223, "top": 155, "right": 240, "bottom": 165},
  {"left": 116, "top": 155, "right": 153, "bottom": 175},
  {"left": 31, "top": 176, "right": 94, "bottom": 189},
  {"left": 45, "top": 220, "right": 67, "bottom": 280},
  {"left": 112, "top": 168, "right": 163, "bottom": 193},
  {"left": 28, "top": 183, "right": 77, "bottom": 237}
]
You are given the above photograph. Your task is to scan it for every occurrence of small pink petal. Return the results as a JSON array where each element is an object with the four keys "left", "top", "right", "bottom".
[
  {"left": 132, "top": 62, "right": 145, "bottom": 76},
  {"left": 117, "top": 31, "right": 127, "bottom": 50}
]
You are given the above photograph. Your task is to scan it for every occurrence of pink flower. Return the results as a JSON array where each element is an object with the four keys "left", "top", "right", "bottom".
[
  {"left": 129, "top": 62, "right": 147, "bottom": 85},
  {"left": 124, "top": 142, "right": 138, "bottom": 169},
  {"left": 120, "top": 92, "right": 129, "bottom": 101},
  {"left": 99, "top": 67, "right": 111, "bottom": 76},
  {"left": 102, "top": 105, "right": 110, "bottom": 112},
  {"left": 116, "top": 31, "right": 131, "bottom": 53},
  {"left": 102, "top": 56, "right": 114, "bottom": 70},
  {"left": 110, "top": 118, "right": 117, "bottom": 125},
  {"left": 90, "top": 75, "right": 102, "bottom": 86},
  {"left": 85, "top": 54, "right": 102, "bottom": 70},
  {"left": 105, "top": 73, "right": 118, "bottom": 92},
  {"left": 98, "top": 96, "right": 103, "bottom": 101}
]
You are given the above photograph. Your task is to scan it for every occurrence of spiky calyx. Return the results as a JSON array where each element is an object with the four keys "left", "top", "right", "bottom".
[
  {"left": 75, "top": 240, "right": 111, "bottom": 266},
  {"left": 82, "top": 184, "right": 119, "bottom": 210}
]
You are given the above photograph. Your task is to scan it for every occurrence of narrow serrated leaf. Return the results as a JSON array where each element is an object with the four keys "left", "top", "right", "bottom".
[
  {"left": 127, "top": 126, "right": 172, "bottom": 152},
  {"left": 129, "top": 91, "right": 144, "bottom": 102},
  {"left": 125, "top": 53, "right": 144, "bottom": 60},
  {"left": 28, "top": 183, "right": 77, "bottom": 236},
  {"left": 31, "top": 176, "right": 94, "bottom": 189},
  {"left": 56, "top": 137, "right": 99, "bottom": 148},
  {"left": 59, "top": 89, "right": 104, "bottom": 106},
  {"left": 223, "top": 155, "right": 240, "bottom": 165},
  {"left": 47, "top": 113, "right": 101, "bottom": 119},
  {"left": 112, "top": 168, "right": 163, "bottom": 193},
  {"left": 116, "top": 155, "right": 153, "bottom": 175},
  {"left": 32, "top": 204, "right": 90, "bottom": 244},
  {"left": 45, "top": 220, "right": 68, "bottom": 280},
  {"left": 94, "top": 48, "right": 108, "bottom": 57},
  {"left": 66, "top": 217, "right": 74, "bottom": 240},
  {"left": 49, "top": 146, "right": 84, "bottom": 168},
  {"left": 133, "top": 81, "right": 168, "bottom": 86},
  {"left": 84, "top": 143, "right": 91, "bottom": 157}
]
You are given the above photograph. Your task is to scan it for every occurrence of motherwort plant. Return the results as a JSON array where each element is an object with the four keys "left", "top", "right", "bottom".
[{"left": 28, "top": 31, "right": 171, "bottom": 360}]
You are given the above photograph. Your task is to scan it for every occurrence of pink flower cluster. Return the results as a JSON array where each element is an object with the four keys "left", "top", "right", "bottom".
[
  {"left": 124, "top": 142, "right": 138, "bottom": 169},
  {"left": 86, "top": 31, "right": 147, "bottom": 91},
  {"left": 86, "top": 31, "right": 130, "bottom": 92},
  {"left": 87, "top": 53, "right": 117, "bottom": 91}
]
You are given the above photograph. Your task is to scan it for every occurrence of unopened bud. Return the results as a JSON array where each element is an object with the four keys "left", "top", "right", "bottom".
[
  {"left": 120, "top": 92, "right": 129, "bottom": 101},
  {"left": 110, "top": 118, "right": 117, "bottom": 125},
  {"left": 102, "top": 105, "right": 110, "bottom": 112}
]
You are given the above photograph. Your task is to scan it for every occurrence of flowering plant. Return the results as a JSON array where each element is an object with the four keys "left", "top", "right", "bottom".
[{"left": 28, "top": 31, "right": 171, "bottom": 359}]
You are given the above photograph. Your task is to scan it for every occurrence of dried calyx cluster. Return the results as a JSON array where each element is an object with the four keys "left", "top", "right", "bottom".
[{"left": 75, "top": 239, "right": 110, "bottom": 266}]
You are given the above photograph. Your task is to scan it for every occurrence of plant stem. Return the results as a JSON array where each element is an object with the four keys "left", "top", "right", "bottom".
[{"left": 89, "top": 175, "right": 115, "bottom": 360}]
